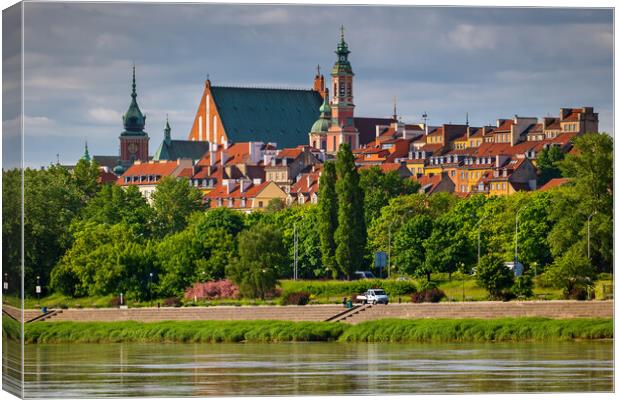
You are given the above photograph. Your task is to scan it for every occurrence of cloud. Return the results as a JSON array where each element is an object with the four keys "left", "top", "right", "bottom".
[
  {"left": 444, "top": 24, "right": 498, "bottom": 50},
  {"left": 88, "top": 107, "right": 122, "bottom": 124}
]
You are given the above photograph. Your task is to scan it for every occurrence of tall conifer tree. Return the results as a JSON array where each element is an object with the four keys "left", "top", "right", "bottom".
[
  {"left": 317, "top": 161, "right": 338, "bottom": 277},
  {"left": 334, "top": 143, "right": 366, "bottom": 279}
]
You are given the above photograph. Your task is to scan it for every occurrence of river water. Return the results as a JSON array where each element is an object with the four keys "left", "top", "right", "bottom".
[{"left": 11, "top": 340, "right": 614, "bottom": 397}]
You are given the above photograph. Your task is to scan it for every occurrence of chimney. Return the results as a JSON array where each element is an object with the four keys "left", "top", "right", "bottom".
[
  {"left": 306, "top": 175, "right": 311, "bottom": 188},
  {"left": 220, "top": 150, "right": 228, "bottom": 165},
  {"left": 240, "top": 179, "right": 251, "bottom": 193}
]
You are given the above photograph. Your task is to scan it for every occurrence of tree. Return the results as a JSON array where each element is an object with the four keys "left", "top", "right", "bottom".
[
  {"left": 226, "top": 223, "right": 286, "bottom": 299},
  {"left": 22, "top": 165, "right": 84, "bottom": 295},
  {"left": 334, "top": 144, "right": 367, "bottom": 279},
  {"left": 50, "top": 222, "right": 153, "bottom": 299},
  {"left": 79, "top": 184, "right": 153, "bottom": 236},
  {"left": 154, "top": 226, "right": 233, "bottom": 297},
  {"left": 193, "top": 208, "right": 245, "bottom": 237},
  {"left": 537, "top": 145, "right": 565, "bottom": 185},
  {"left": 548, "top": 133, "right": 613, "bottom": 272},
  {"left": 475, "top": 254, "right": 514, "bottom": 300},
  {"left": 393, "top": 214, "right": 433, "bottom": 277},
  {"left": 317, "top": 161, "right": 338, "bottom": 277},
  {"left": 151, "top": 177, "right": 204, "bottom": 236},
  {"left": 543, "top": 245, "right": 596, "bottom": 299},
  {"left": 72, "top": 158, "right": 101, "bottom": 202},
  {"left": 359, "top": 166, "right": 419, "bottom": 225},
  {"left": 266, "top": 198, "right": 285, "bottom": 213}
]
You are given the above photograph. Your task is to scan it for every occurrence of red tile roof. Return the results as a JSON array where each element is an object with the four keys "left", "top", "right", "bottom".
[
  {"left": 204, "top": 181, "right": 270, "bottom": 200},
  {"left": 495, "top": 119, "right": 514, "bottom": 132},
  {"left": 539, "top": 178, "right": 571, "bottom": 191},
  {"left": 117, "top": 161, "right": 179, "bottom": 185},
  {"left": 277, "top": 147, "right": 304, "bottom": 159}
]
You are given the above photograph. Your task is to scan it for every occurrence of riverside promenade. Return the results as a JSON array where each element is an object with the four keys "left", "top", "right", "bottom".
[{"left": 4, "top": 300, "right": 613, "bottom": 325}]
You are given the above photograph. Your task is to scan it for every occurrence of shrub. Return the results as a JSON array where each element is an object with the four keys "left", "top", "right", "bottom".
[
  {"left": 184, "top": 280, "right": 240, "bottom": 301},
  {"left": 566, "top": 287, "right": 593, "bottom": 301},
  {"left": 512, "top": 275, "right": 534, "bottom": 299},
  {"left": 411, "top": 288, "right": 446, "bottom": 303},
  {"left": 476, "top": 254, "right": 514, "bottom": 300},
  {"left": 163, "top": 297, "right": 181, "bottom": 307},
  {"left": 280, "top": 279, "right": 417, "bottom": 298},
  {"left": 281, "top": 291, "right": 311, "bottom": 306}
]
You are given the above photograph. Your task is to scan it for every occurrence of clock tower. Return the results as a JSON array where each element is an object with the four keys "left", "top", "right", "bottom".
[
  {"left": 119, "top": 65, "right": 149, "bottom": 165},
  {"left": 326, "top": 26, "right": 359, "bottom": 153}
]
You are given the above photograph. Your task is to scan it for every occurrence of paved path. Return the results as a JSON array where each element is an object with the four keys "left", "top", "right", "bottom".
[{"left": 4, "top": 300, "right": 613, "bottom": 324}]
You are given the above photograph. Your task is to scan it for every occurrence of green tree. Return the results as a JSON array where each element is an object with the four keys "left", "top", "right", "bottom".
[
  {"left": 359, "top": 166, "right": 419, "bottom": 225},
  {"left": 334, "top": 144, "right": 367, "bottom": 279},
  {"left": 154, "top": 225, "right": 233, "bottom": 297},
  {"left": 537, "top": 145, "right": 565, "bottom": 185},
  {"left": 79, "top": 184, "right": 153, "bottom": 236},
  {"left": 317, "top": 161, "right": 338, "bottom": 277},
  {"left": 548, "top": 133, "right": 613, "bottom": 272},
  {"left": 72, "top": 158, "right": 101, "bottom": 202},
  {"left": 23, "top": 165, "right": 84, "bottom": 295},
  {"left": 393, "top": 214, "right": 433, "bottom": 277},
  {"left": 151, "top": 176, "right": 204, "bottom": 236},
  {"left": 226, "top": 223, "right": 286, "bottom": 299},
  {"left": 475, "top": 254, "right": 514, "bottom": 300},
  {"left": 193, "top": 208, "right": 245, "bottom": 237},
  {"left": 50, "top": 222, "right": 153, "bottom": 299},
  {"left": 543, "top": 245, "right": 596, "bottom": 298}
]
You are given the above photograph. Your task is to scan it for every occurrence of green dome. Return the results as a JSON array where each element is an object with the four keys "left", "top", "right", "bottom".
[
  {"left": 311, "top": 117, "right": 331, "bottom": 134},
  {"left": 113, "top": 162, "right": 126, "bottom": 176},
  {"left": 310, "top": 91, "right": 332, "bottom": 134}
]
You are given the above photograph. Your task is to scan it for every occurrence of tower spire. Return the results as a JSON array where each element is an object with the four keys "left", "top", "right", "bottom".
[
  {"left": 81, "top": 141, "right": 91, "bottom": 162},
  {"left": 392, "top": 96, "right": 398, "bottom": 121},
  {"left": 466, "top": 112, "right": 469, "bottom": 126},
  {"left": 164, "top": 114, "right": 172, "bottom": 145},
  {"left": 131, "top": 63, "right": 137, "bottom": 99}
]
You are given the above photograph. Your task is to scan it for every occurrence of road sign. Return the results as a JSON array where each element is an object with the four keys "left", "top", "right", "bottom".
[
  {"left": 3, "top": 282, "right": 8, "bottom": 290},
  {"left": 35, "top": 285, "right": 41, "bottom": 294},
  {"left": 375, "top": 252, "right": 387, "bottom": 268}
]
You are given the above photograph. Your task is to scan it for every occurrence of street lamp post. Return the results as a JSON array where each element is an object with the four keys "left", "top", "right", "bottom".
[
  {"left": 36, "top": 275, "right": 41, "bottom": 304},
  {"left": 148, "top": 272, "right": 154, "bottom": 306},
  {"left": 515, "top": 206, "right": 527, "bottom": 264},
  {"left": 587, "top": 211, "right": 597, "bottom": 261}
]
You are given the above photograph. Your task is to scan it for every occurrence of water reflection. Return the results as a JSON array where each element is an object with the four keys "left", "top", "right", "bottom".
[{"left": 19, "top": 340, "right": 613, "bottom": 397}]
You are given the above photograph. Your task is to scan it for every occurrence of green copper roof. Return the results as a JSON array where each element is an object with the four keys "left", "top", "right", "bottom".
[
  {"left": 311, "top": 91, "right": 332, "bottom": 134},
  {"left": 122, "top": 65, "right": 148, "bottom": 136},
  {"left": 210, "top": 86, "right": 322, "bottom": 148},
  {"left": 113, "top": 160, "right": 125, "bottom": 175},
  {"left": 80, "top": 142, "right": 91, "bottom": 161},
  {"left": 332, "top": 26, "right": 353, "bottom": 75},
  {"left": 164, "top": 115, "right": 172, "bottom": 145},
  {"left": 153, "top": 140, "right": 211, "bottom": 161}
]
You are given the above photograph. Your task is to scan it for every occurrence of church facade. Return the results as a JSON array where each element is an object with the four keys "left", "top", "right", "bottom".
[{"left": 186, "top": 27, "right": 383, "bottom": 154}]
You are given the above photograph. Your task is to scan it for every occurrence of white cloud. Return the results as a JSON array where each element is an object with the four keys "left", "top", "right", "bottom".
[
  {"left": 88, "top": 107, "right": 122, "bottom": 124},
  {"left": 444, "top": 24, "right": 497, "bottom": 51}
]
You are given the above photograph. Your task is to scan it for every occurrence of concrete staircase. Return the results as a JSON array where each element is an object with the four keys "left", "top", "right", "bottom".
[
  {"left": 325, "top": 304, "right": 373, "bottom": 323},
  {"left": 40, "top": 304, "right": 346, "bottom": 323},
  {"left": 341, "top": 300, "right": 614, "bottom": 324}
]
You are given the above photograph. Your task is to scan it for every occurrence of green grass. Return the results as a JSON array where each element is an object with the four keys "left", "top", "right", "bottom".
[
  {"left": 15, "top": 317, "right": 612, "bottom": 344},
  {"left": 22, "top": 320, "right": 346, "bottom": 344},
  {"left": 337, "top": 318, "right": 614, "bottom": 343}
]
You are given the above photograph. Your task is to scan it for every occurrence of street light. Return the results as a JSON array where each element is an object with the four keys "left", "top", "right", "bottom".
[
  {"left": 36, "top": 275, "right": 41, "bottom": 304},
  {"left": 587, "top": 211, "right": 598, "bottom": 261},
  {"left": 148, "top": 272, "right": 154, "bottom": 306},
  {"left": 515, "top": 206, "right": 527, "bottom": 264}
]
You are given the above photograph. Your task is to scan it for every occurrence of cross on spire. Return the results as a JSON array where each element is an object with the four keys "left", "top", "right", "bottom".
[
  {"left": 340, "top": 25, "right": 345, "bottom": 40},
  {"left": 316, "top": 64, "right": 321, "bottom": 76}
]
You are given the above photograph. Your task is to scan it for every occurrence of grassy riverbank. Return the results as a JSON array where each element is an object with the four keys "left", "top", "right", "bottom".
[{"left": 5, "top": 316, "right": 612, "bottom": 344}]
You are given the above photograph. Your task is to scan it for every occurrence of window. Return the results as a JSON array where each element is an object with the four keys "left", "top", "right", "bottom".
[
  {"left": 258, "top": 201, "right": 264, "bottom": 208},
  {"left": 451, "top": 170, "right": 455, "bottom": 177}
]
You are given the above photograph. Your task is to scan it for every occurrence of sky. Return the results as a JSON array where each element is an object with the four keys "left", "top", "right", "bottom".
[{"left": 3, "top": 3, "right": 614, "bottom": 167}]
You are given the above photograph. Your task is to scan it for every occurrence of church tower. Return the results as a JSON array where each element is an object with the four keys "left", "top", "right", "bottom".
[
  {"left": 326, "top": 26, "right": 359, "bottom": 153},
  {"left": 119, "top": 65, "right": 149, "bottom": 165}
]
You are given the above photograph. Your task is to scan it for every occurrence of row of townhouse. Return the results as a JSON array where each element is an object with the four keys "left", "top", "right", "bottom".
[
  {"left": 353, "top": 106, "right": 596, "bottom": 196},
  {"left": 116, "top": 106, "right": 596, "bottom": 211}
]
